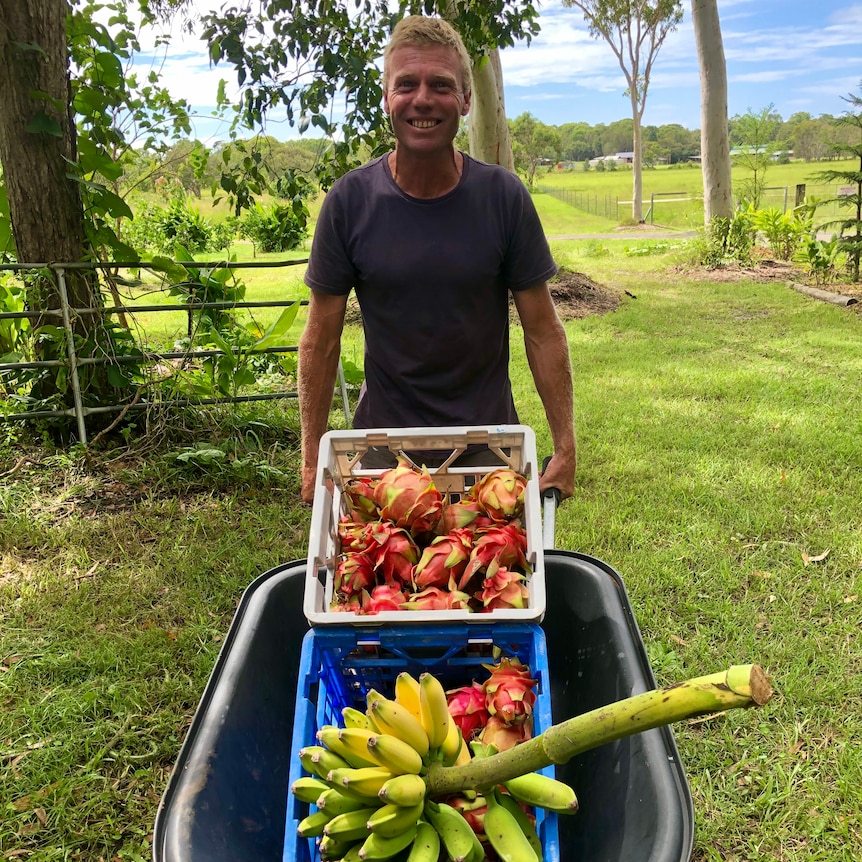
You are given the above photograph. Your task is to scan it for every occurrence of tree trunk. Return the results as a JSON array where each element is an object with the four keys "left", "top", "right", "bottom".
[
  {"left": 0, "top": 0, "right": 103, "bottom": 404},
  {"left": 692, "top": 0, "right": 733, "bottom": 222},
  {"left": 631, "top": 92, "right": 644, "bottom": 222},
  {"left": 467, "top": 49, "right": 515, "bottom": 172}
]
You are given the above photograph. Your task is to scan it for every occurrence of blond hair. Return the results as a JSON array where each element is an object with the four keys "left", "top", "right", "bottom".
[{"left": 383, "top": 16, "right": 473, "bottom": 95}]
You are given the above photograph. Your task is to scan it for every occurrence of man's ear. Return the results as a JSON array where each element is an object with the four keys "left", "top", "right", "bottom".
[{"left": 461, "top": 89, "right": 471, "bottom": 115}]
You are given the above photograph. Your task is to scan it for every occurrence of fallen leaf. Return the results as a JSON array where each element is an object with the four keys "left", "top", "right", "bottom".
[
  {"left": 844, "top": 595, "right": 857, "bottom": 604},
  {"left": 34, "top": 808, "right": 47, "bottom": 826},
  {"left": 801, "top": 549, "right": 830, "bottom": 566},
  {"left": 752, "top": 569, "right": 772, "bottom": 579},
  {"left": 669, "top": 634, "right": 689, "bottom": 647}
]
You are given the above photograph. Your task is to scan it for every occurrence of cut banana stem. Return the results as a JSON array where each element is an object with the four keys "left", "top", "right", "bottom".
[{"left": 425, "top": 664, "right": 773, "bottom": 797}]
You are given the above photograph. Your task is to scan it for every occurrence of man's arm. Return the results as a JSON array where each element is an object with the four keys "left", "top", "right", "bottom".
[
  {"left": 298, "top": 290, "right": 349, "bottom": 504},
  {"left": 512, "top": 283, "right": 576, "bottom": 500}
]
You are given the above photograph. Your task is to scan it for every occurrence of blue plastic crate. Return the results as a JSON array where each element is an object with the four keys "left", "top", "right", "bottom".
[{"left": 284, "top": 623, "right": 558, "bottom": 862}]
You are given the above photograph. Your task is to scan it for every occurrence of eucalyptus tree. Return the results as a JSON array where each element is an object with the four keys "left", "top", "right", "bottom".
[
  {"left": 562, "top": 0, "right": 684, "bottom": 222},
  {"left": 692, "top": 0, "right": 732, "bottom": 222}
]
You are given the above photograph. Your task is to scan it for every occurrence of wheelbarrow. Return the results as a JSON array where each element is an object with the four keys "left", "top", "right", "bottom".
[{"left": 153, "top": 487, "right": 694, "bottom": 861}]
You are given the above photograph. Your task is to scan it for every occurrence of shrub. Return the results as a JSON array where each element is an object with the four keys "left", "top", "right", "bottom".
[
  {"left": 124, "top": 201, "right": 234, "bottom": 254},
  {"left": 752, "top": 207, "right": 811, "bottom": 261},
  {"left": 691, "top": 209, "right": 756, "bottom": 267},
  {"left": 239, "top": 203, "right": 308, "bottom": 253}
]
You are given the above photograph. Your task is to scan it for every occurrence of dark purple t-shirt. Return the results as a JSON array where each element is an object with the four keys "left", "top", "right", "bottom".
[{"left": 304, "top": 153, "right": 557, "bottom": 429}]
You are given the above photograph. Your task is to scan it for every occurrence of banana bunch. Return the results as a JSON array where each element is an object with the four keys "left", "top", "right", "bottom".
[{"left": 292, "top": 669, "right": 577, "bottom": 861}]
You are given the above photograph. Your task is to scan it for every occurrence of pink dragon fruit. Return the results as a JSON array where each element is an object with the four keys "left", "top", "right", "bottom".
[
  {"left": 402, "top": 584, "right": 472, "bottom": 612},
  {"left": 333, "top": 551, "right": 376, "bottom": 598},
  {"left": 468, "top": 468, "right": 528, "bottom": 522},
  {"left": 361, "top": 583, "right": 409, "bottom": 614},
  {"left": 337, "top": 518, "right": 375, "bottom": 554},
  {"left": 373, "top": 457, "right": 442, "bottom": 535},
  {"left": 477, "top": 560, "right": 530, "bottom": 611},
  {"left": 368, "top": 521, "right": 419, "bottom": 587},
  {"left": 342, "top": 477, "right": 380, "bottom": 522},
  {"left": 412, "top": 528, "right": 473, "bottom": 590},
  {"left": 329, "top": 593, "right": 362, "bottom": 614},
  {"left": 438, "top": 499, "right": 494, "bottom": 534},
  {"left": 449, "top": 795, "right": 488, "bottom": 836},
  {"left": 458, "top": 523, "right": 529, "bottom": 589},
  {"left": 482, "top": 657, "right": 538, "bottom": 726},
  {"left": 478, "top": 714, "right": 533, "bottom": 752},
  {"left": 446, "top": 680, "right": 490, "bottom": 740}
]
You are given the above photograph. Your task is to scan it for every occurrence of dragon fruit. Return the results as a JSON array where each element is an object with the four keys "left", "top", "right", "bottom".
[
  {"left": 361, "top": 583, "right": 409, "bottom": 614},
  {"left": 478, "top": 560, "right": 530, "bottom": 611},
  {"left": 342, "top": 477, "right": 380, "bottom": 522},
  {"left": 402, "top": 584, "right": 472, "bottom": 611},
  {"left": 482, "top": 656, "right": 538, "bottom": 726},
  {"left": 333, "top": 551, "right": 376, "bottom": 597},
  {"left": 468, "top": 468, "right": 528, "bottom": 522},
  {"left": 412, "top": 528, "right": 473, "bottom": 590},
  {"left": 337, "top": 518, "right": 375, "bottom": 554},
  {"left": 478, "top": 714, "right": 533, "bottom": 751},
  {"left": 373, "top": 456, "right": 442, "bottom": 535},
  {"left": 368, "top": 521, "right": 419, "bottom": 587},
  {"left": 458, "top": 523, "right": 529, "bottom": 589},
  {"left": 446, "top": 680, "right": 490, "bottom": 740},
  {"left": 438, "top": 499, "right": 494, "bottom": 534}
]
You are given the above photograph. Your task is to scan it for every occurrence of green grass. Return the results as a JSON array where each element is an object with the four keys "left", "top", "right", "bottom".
[{"left": 2, "top": 244, "right": 861, "bottom": 860}]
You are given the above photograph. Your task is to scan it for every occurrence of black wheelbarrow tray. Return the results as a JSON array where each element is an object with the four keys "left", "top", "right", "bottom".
[{"left": 153, "top": 550, "right": 694, "bottom": 862}]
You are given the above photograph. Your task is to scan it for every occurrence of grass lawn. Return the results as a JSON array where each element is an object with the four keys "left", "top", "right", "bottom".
[{"left": 2, "top": 241, "right": 861, "bottom": 860}]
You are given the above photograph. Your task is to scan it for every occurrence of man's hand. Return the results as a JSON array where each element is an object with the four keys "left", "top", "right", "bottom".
[{"left": 539, "top": 450, "right": 576, "bottom": 501}]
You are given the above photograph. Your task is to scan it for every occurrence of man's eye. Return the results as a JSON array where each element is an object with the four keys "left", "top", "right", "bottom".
[{"left": 433, "top": 82, "right": 454, "bottom": 91}]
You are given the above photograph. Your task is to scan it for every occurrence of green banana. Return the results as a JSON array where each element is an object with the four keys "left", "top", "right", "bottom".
[
  {"left": 291, "top": 775, "right": 330, "bottom": 804},
  {"left": 503, "top": 772, "right": 579, "bottom": 815},
  {"left": 466, "top": 824, "right": 486, "bottom": 862},
  {"left": 295, "top": 808, "right": 332, "bottom": 839},
  {"left": 419, "top": 672, "right": 451, "bottom": 750},
  {"left": 424, "top": 801, "right": 476, "bottom": 862},
  {"left": 299, "top": 745, "right": 351, "bottom": 781},
  {"left": 367, "top": 732, "right": 424, "bottom": 775},
  {"left": 316, "top": 787, "right": 372, "bottom": 816},
  {"left": 495, "top": 790, "right": 543, "bottom": 861},
  {"left": 319, "top": 833, "right": 360, "bottom": 861},
  {"left": 367, "top": 697, "right": 430, "bottom": 758},
  {"left": 323, "top": 806, "right": 379, "bottom": 842},
  {"left": 366, "top": 801, "right": 424, "bottom": 838},
  {"left": 378, "top": 773, "right": 427, "bottom": 807},
  {"left": 329, "top": 766, "right": 395, "bottom": 798},
  {"left": 406, "top": 820, "right": 441, "bottom": 862},
  {"left": 483, "top": 791, "right": 539, "bottom": 862},
  {"left": 358, "top": 823, "right": 418, "bottom": 861},
  {"left": 318, "top": 725, "right": 380, "bottom": 768},
  {"left": 343, "top": 706, "right": 373, "bottom": 730}
]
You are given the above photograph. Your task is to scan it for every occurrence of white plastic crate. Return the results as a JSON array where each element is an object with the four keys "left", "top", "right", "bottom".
[{"left": 304, "top": 425, "right": 545, "bottom": 625}]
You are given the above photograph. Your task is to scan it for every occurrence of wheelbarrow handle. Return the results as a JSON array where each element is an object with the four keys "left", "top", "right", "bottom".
[{"left": 541, "top": 456, "right": 561, "bottom": 550}]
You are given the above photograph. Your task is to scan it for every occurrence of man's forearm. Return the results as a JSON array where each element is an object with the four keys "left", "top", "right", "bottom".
[{"left": 298, "top": 335, "right": 341, "bottom": 471}]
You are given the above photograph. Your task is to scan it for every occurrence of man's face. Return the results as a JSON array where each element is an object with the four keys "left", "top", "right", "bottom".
[{"left": 383, "top": 44, "right": 471, "bottom": 155}]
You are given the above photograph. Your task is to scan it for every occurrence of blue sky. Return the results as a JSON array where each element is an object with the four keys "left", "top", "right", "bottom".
[{"left": 145, "top": 0, "right": 862, "bottom": 141}]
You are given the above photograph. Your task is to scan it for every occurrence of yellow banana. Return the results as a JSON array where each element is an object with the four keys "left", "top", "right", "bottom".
[
  {"left": 394, "top": 672, "right": 423, "bottom": 721},
  {"left": 343, "top": 706, "right": 373, "bottom": 730},
  {"left": 299, "top": 745, "right": 351, "bottom": 781},
  {"left": 419, "top": 672, "right": 450, "bottom": 751},
  {"left": 495, "top": 790, "right": 543, "bottom": 861},
  {"left": 406, "top": 820, "right": 441, "bottom": 862},
  {"left": 483, "top": 791, "right": 538, "bottom": 862},
  {"left": 366, "top": 800, "right": 424, "bottom": 838},
  {"left": 339, "top": 727, "right": 384, "bottom": 766},
  {"left": 378, "top": 773, "right": 427, "bottom": 807},
  {"left": 440, "top": 716, "right": 463, "bottom": 764},
  {"left": 367, "top": 732, "right": 424, "bottom": 775},
  {"left": 291, "top": 775, "right": 330, "bottom": 804},
  {"left": 318, "top": 725, "right": 379, "bottom": 768},
  {"left": 316, "top": 787, "right": 372, "bottom": 816},
  {"left": 323, "top": 806, "right": 379, "bottom": 842},
  {"left": 329, "top": 766, "right": 395, "bottom": 798},
  {"left": 358, "top": 823, "right": 418, "bottom": 860},
  {"left": 296, "top": 808, "right": 332, "bottom": 839},
  {"left": 454, "top": 735, "right": 472, "bottom": 766},
  {"left": 503, "top": 772, "right": 579, "bottom": 815},
  {"left": 423, "top": 801, "right": 475, "bottom": 862},
  {"left": 367, "top": 697, "right": 430, "bottom": 758}
]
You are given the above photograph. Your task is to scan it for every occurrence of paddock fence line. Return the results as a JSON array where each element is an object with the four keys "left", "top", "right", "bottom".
[
  {"left": 0, "top": 258, "right": 352, "bottom": 444},
  {"left": 536, "top": 185, "right": 621, "bottom": 220}
]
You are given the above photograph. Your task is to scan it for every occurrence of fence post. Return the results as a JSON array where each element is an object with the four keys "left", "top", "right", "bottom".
[
  {"left": 795, "top": 184, "right": 806, "bottom": 208},
  {"left": 55, "top": 267, "right": 88, "bottom": 445}
]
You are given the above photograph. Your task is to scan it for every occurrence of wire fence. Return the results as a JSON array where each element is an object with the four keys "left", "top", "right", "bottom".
[
  {"left": 0, "top": 258, "right": 351, "bottom": 444},
  {"left": 536, "top": 186, "right": 621, "bottom": 220}
]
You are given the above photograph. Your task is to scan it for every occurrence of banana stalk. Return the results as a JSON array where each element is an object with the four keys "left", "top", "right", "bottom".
[{"left": 425, "top": 664, "right": 773, "bottom": 798}]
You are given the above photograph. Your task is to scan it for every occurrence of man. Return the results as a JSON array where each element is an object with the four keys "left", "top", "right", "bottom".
[{"left": 298, "top": 15, "right": 575, "bottom": 504}]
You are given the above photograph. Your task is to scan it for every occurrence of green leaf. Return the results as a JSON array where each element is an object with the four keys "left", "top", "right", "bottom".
[
  {"left": 251, "top": 303, "right": 300, "bottom": 351},
  {"left": 26, "top": 111, "right": 63, "bottom": 137}
]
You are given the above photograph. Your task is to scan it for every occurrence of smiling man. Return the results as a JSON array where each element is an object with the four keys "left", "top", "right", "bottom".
[{"left": 298, "top": 15, "right": 576, "bottom": 504}]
